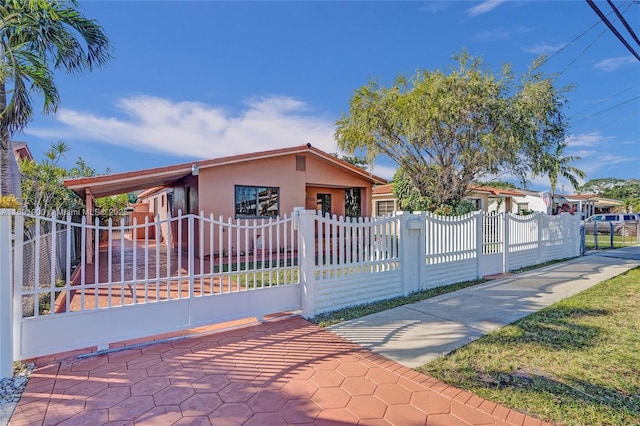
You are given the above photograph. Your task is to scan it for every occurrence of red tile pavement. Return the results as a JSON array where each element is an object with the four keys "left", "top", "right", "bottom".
[{"left": 9, "top": 317, "right": 549, "bottom": 425}]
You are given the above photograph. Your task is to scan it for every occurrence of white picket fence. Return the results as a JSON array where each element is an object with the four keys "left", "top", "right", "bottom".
[{"left": 0, "top": 208, "right": 581, "bottom": 375}]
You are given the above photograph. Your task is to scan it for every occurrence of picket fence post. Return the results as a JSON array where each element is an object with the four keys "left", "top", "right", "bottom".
[
  {"left": 502, "top": 213, "right": 509, "bottom": 273},
  {"left": 399, "top": 212, "right": 424, "bottom": 295},
  {"left": 475, "top": 211, "right": 483, "bottom": 279},
  {"left": 0, "top": 209, "right": 14, "bottom": 379},
  {"left": 298, "top": 210, "right": 317, "bottom": 319}
]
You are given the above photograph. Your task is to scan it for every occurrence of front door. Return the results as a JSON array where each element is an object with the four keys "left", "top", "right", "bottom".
[{"left": 317, "top": 194, "right": 331, "bottom": 216}]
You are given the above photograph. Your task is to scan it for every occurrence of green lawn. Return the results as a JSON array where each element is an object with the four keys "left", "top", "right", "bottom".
[{"left": 418, "top": 267, "right": 640, "bottom": 426}]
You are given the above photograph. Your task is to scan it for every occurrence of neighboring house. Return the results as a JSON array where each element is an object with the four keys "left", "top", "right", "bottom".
[
  {"left": 512, "top": 189, "right": 550, "bottom": 215},
  {"left": 555, "top": 194, "right": 621, "bottom": 217},
  {"left": 7, "top": 141, "right": 33, "bottom": 198},
  {"left": 512, "top": 191, "right": 621, "bottom": 218},
  {"left": 371, "top": 183, "right": 525, "bottom": 216},
  {"left": 12, "top": 141, "right": 34, "bottom": 161},
  {"left": 64, "top": 144, "right": 386, "bottom": 255}
]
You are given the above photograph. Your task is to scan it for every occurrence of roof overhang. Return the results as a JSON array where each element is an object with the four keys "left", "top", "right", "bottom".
[
  {"left": 65, "top": 167, "right": 192, "bottom": 199},
  {"left": 64, "top": 144, "right": 387, "bottom": 200}
]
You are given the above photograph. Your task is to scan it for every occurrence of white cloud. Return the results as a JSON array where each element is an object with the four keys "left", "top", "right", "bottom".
[
  {"left": 472, "top": 26, "right": 530, "bottom": 42},
  {"left": 371, "top": 163, "right": 396, "bottom": 181},
  {"left": 467, "top": 0, "right": 507, "bottom": 17},
  {"left": 522, "top": 42, "right": 566, "bottom": 55},
  {"left": 594, "top": 56, "right": 636, "bottom": 72},
  {"left": 420, "top": 2, "right": 449, "bottom": 14},
  {"left": 565, "top": 132, "right": 611, "bottom": 148},
  {"left": 26, "top": 95, "right": 338, "bottom": 159}
]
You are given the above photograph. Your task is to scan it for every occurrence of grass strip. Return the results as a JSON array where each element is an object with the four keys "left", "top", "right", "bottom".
[
  {"left": 310, "top": 277, "right": 487, "bottom": 327},
  {"left": 418, "top": 267, "right": 640, "bottom": 426}
]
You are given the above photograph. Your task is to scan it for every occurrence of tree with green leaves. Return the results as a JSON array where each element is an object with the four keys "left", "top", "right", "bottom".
[
  {"left": 0, "top": 0, "right": 110, "bottom": 199},
  {"left": 19, "top": 141, "right": 103, "bottom": 214},
  {"left": 579, "top": 178, "right": 640, "bottom": 200},
  {"left": 579, "top": 178, "right": 640, "bottom": 213},
  {"left": 20, "top": 142, "right": 131, "bottom": 223},
  {"left": 335, "top": 52, "right": 569, "bottom": 213},
  {"left": 329, "top": 152, "right": 369, "bottom": 170},
  {"left": 538, "top": 142, "right": 585, "bottom": 212}
]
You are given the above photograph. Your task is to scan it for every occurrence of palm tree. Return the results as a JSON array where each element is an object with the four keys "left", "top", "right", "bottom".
[
  {"left": 541, "top": 142, "right": 586, "bottom": 214},
  {"left": 0, "top": 0, "right": 110, "bottom": 199}
]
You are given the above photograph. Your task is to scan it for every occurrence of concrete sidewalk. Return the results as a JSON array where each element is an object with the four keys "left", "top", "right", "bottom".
[{"left": 329, "top": 245, "right": 640, "bottom": 368}]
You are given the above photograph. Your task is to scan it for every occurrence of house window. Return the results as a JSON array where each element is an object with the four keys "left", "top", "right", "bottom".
[
  {"left": 296, "top": 155, "right": 306, "bottom": 171},
  {"left": 517, "top": 202, "right": 529, "bottom": 214},
  {"left": 345, "top": 188, "right": 361, "bottom": 218},
  {"left": 376, "top": 200, "right": 395, "bottom": 216},
  {"left": 469, "top": 198, "right": 482, "bottom": 211},
  {"left": 235, "top": 185, "right": 279, "bottom": 218}
]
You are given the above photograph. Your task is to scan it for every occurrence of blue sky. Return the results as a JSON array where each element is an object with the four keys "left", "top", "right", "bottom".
[{"left": 19, "top": 0, "right": 640, "bottom": 193}]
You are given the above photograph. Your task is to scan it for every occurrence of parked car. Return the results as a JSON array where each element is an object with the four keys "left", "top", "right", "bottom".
[{"left": 583, "top": 214, "right": 639, "bottom": 236}]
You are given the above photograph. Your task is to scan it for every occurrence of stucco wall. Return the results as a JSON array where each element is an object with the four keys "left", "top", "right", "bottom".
[{"left": 197, "top": 153, "right": 373, "bottom": 219}]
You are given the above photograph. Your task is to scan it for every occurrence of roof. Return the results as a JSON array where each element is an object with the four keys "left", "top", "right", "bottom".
[
  {"left": 562, "top": 194, "right": 622, "bottom": 206},
  {"left": 64, "top": 145, "right": 387, "bottom": 199},
  {"left": 372, "top": 183, "right": 393, "bottom": 196},
  {"left": 372, "top": 183, "right": 524, "bottom": 198},
  {"left": 12, "top": 141, "right": 33, "bottom": 161},
  {"left": 468, "top": 185, "right": 524, "bottom": 197}
]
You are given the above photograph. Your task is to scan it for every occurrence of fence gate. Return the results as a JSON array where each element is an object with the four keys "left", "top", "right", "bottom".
[
  {"left": 480, "top": 212, "right": 505, "bottom": 276},
  {"left": 9, "top": 210, "right": 301, "bottom": 361}
]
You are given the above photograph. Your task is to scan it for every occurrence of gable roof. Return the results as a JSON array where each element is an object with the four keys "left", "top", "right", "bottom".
[{"left": 64, "top": 145, "right": 387, "bottom": 199}]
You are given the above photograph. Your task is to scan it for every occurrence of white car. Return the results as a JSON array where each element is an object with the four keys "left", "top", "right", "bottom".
[{"left": 583, "top": 214, "right": 639, "bottom": 237}]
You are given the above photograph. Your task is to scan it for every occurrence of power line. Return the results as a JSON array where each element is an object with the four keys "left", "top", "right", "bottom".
[
  {"left": 571, "top": 82, "right": 640, "bottom": 116},
  {"left": 594, "top": 109, "right": 640, "bottom": 130},
  {"left": 607, "top": 0, "right": 640, "bottom": 47},
  {"left": 559, "top": 28, "right": 608, "bottom": 75},
  {"left": 585, "top": 0, "right": 640, "bottom": 60},
  {"left": 572, "top": 95, "right": 640, "bottom": 123},
  {"left": 554, "top": 2, "right": 631, "bottom": 75}
]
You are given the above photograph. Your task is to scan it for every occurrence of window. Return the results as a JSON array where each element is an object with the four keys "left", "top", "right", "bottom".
[
  {"left": 235, "top": 185, "right": 279, "bottom": 218},
  {"left": 469, "top": 198, "right": 482, "bottom": 211},
  {"left": 517, "top": 202, "right": 529, "bottom": 214},
  {"left": 376, "top": 200, "right": 395, "bottom": 216}
]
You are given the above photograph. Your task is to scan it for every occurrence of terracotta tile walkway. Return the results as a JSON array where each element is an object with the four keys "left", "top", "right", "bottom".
[{"left": 10, "top": 317, "right": 547, "bottom": 426}]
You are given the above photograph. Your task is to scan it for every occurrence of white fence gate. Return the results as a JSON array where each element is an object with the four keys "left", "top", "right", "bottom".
[{"left": 0, "top": 208, "right": 581, "bottom": 376}]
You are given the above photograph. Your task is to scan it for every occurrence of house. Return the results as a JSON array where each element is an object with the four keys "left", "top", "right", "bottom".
[
  {"left": 555, "top": 194, "right": 621, "bottom": 217},
  {"left": 12, "top": 141, "right": 34, "bottom": 161},
  {"left": 371, "top": 183, "right": 526, "bottom": 216},
  {"left": 64, "top": 144, "right": 386, "bottom": 256},
  {"left": 511, "top": 189, "right": 551, "bottom": 215}
]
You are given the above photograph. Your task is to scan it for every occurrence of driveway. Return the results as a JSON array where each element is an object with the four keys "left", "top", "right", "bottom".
[{"left": 7, "top": 316, "right": 544, "bottom": 425}]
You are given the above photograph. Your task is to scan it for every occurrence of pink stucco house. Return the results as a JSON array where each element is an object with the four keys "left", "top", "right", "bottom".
[{"left": 64, "top": 144, "right": 386, "bottom": 255}]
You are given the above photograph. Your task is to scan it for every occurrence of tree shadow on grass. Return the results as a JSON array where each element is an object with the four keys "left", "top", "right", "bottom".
[
  {"left": 467, "top": 306, "right": 640, "bottom": 424},
  {"left": 477, "top": 368, "right": 640, "bottom": 424},
  {"left": 481, "top": 306, "right": 609, "bottom": 351}
]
